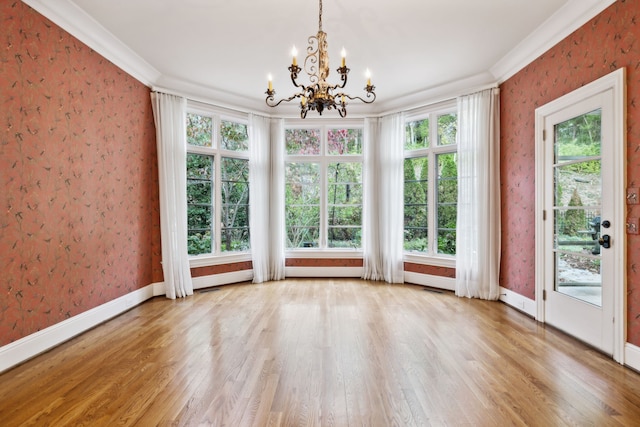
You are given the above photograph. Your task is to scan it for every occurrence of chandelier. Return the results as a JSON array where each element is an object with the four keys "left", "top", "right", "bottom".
[{"left": 265, "top": 0, "right": 376, "bottom": 118}]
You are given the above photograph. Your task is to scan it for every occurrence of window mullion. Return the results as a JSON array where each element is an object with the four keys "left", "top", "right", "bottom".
[
  {"left": 213, "top": 116, "right": 222, "bottom": 254},
  {"left": 320, "top": 125, "right": 328, "bottom": 249},
  {"left": 428, "top": 112, "right": 439, "bottom": 256}
]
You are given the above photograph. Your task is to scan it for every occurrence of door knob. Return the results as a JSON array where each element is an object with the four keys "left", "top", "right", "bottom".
[
  {"left": 598, "top": 234, "right": 611, "bottom": 248},
  {"left": 602, "top": 220, "right": 611, "bottom": 228}
]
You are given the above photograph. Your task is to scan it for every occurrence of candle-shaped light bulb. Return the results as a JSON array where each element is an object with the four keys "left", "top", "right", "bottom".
[
  {"left": 268, "top": 74, "right": 273, "bottom": 91},
  {"left": 341, "top": 47, "right": 346, "bottom": 67},
  {"left": 301, "top": 96, "right": 307, "bottom": 106},
  {"left": 291, "top": 46, "right": 298, "bottom": 66},
  {"left": 365, "top": 69, "right": 372, "bottom": 87}
]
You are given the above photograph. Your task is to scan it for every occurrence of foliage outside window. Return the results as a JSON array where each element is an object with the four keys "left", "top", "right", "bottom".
[
  {"left": 553, "top": 109, "right": 602, "bottom": 263},
  {"left": 404, "top": 110, "right": 458, "bottom": 256},
  {"left": 436, "top": 152, "right": 457, "bottom": 255},
  {"left": 187, "top": 153, "right": 214, "bottom": 254},
  {"left": 186, "top": 112, "right": 250, "bottom": 256},
  {"left": 285, "top": 126, "right": 363, "bottom": 249}
]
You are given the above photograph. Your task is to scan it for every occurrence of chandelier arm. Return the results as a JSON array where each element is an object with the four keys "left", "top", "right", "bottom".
[
  {"left": 266, "top": 93, "right": 305, "bottom": 108},
  {"left": 288, "top": 65, "right": 304, "bottom": 88},
  {"left": 336, "top": 66, "right": 349, "bottom": 89},
  {"left": 290, "top": 75, "right": 305, "bottom": 89},
  {"left": 341, "top": 92, "right": 377, "bottom": 104},
  {"left": 338, "top": 103, "right": 347, "bottom": 117}
]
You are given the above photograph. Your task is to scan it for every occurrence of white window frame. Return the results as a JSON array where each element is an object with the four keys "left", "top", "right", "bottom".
[
  {"left": 404, "top": 100, "right": 457, "bottom": 268},
  {"left": 284, "top": 119, "right": 364, "bottom": 258},
  {"left": 186, "top": 102, "right": 251, "bottom": 267}
]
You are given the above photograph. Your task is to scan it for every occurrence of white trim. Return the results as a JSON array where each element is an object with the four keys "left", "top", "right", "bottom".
[
  {"left": 285, "top": 250, "right": 363, "bottom": 259},
  {"left": 0, "top": 283, "right": 161, "bottom": 374},
  {"left": 499, "top": 287, "right": 537, "bottom": 318},
  {"left": 491, "top": 0, "right": 616, "bottom": 83},
  {"left": 535, "top": 97, "right": 546, "bottom": 323},
  {"left": 23, "top": 0, "right": 614, "bottom": 115},
  {"left": 191, "top": 270, "right": 254, "bottom": 289},
  {"left": 22, "top": 0, "right": 161, "bottom": 87},
  {"left": 152, "top": 282, "right": 167, "bottom": 296},
  {"left": 535, "top": 68, "right": 626, "bottom": 363},
  {"left": 403, "top": 272, "right": 456, "bottom": 291},
  {"left": 153, "top": 78, "right": 271, "bottom": 117},
  {"left": 375, "top": 73, "right": 497, "bottom": 117},
  {"left": 189, "top": 252, "right": 252, "bottom": 269},
  {"left": 285, "top": 266, "right": 363, "bottom": 278},
  {"left": 624, "top": 343, "right": 640, "bottom": 372}
]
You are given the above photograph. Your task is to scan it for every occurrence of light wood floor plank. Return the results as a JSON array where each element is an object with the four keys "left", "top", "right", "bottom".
[{"left": 2, "top": 279, "right": 640, "bottom": 426}]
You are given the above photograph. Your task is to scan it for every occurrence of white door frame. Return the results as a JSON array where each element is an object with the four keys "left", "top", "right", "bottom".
[{"left": 534, "top": 68, "right": 626, "bottom": 363}]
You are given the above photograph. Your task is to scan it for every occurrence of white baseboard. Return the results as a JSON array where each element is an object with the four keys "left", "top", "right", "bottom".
[
  {"left": 625, "top": 343, "right": 640, "bottom": 372},
  {"left": 0, "top": 270, "right": 253, "bottom": 374},
  {"left": 285, "top": 266, "right": 363, "bottom": 278},
  {"left": 192, "top": 270, "right": 254, "bottom": 289},
  {"left": 404, "top": 271, "right": 456, "bottom": 291},
  {"left": 498, "top": 286, "right": 536, "bottom": 318},
  {"left": 0, "top": 283, "right": 160, "bottom": 374}
]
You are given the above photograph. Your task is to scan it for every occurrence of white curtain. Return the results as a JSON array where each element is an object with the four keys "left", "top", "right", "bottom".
[
  {"left": 362, "top": 118, "right": 381, "bottom": 280},
  {"left": 150, "top": 91, "right": 193, "bottom": 299},
  {"left": 455, "top": 88, "right": 501, "bottom": 300},
  {"left": 269, "top": 119, "right": 286, "bottom": 280},
  {"left": 362, "top": 114, "right": 405, "bottom": 283},
  {"left": 249, "top": 114, "right": 285, "bottom": 283}
]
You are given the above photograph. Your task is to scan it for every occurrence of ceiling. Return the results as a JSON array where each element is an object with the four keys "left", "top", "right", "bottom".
[{"left": 25, "top": 0, "right": 615, "bottom": 115}]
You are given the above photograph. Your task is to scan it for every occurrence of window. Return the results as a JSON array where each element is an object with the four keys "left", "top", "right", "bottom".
[
  {"left": 404, "top": 107, "right": 458, "bottom": 256},
  {"left": 285, "top": 125, "right": 363, "bottom": 249},
  {"left": 186, "top": 111, "right": 250, "bottom": 256}
]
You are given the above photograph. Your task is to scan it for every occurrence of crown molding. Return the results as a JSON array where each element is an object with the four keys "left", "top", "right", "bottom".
[
  {"left": 22, "top": 0, "right": 161, "bottom": 86},
  {"left": 153, "top": 74, "right": 287, "bottom": 116},
  {"left": 490, "top": 0, "right": 616, "bottom": 83},
  {"left": 23, "top": 0, "right": 616, "bottom": 113},
  {"left": 375, "top": 72, "right": 497, "bottom": 116}
]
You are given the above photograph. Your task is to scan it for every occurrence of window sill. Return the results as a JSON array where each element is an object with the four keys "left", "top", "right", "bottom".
[
  {"left": 189, "top": 252, "right": 252, "bottom": 268},
  {"left": 404, "top": 253, "right": 456, "bottom": 269},
  {"left": 285, "top": 249, "right": 364, "bottom": 259}
]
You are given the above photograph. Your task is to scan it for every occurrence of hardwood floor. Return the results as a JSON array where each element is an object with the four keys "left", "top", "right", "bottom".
[{"left": 1, "top": 279, "right": 640, "bottom": 426}]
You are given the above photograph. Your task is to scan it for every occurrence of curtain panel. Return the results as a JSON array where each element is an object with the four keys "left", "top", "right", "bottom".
[
  {"left": 249, "top": 114, "right": 285, "bottom": 283},
  {"left": 455, "top": 88, "right": 501, "bottom": 300},
  {"left": 362, "top": 114, "right": 405, "bottom": 283},
  {"left": 150, "top": 91, "right": 194, "bottom": 299}
]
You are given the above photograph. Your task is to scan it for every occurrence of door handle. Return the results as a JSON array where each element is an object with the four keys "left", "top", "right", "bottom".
[{"left": 598, "top": 234, "right": 611, "bottom": 248}]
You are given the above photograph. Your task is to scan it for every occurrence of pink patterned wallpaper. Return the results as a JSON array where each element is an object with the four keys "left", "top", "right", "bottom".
[
  {"left": 0, "top": 1, "right": 163, "bottom": 346},
  {"left": 500, "top": 0, "right": 640, "bottom": 344}
]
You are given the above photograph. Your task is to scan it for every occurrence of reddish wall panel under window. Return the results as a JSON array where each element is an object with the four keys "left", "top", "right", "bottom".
[
  {"left": 404, "top": 263, "right": 455, "bottom": 278},
  {"left": 285, "top": 258, "right": 364, "bottom": 267},
  {"left": 191, "top": 261, "right": 253, "bottom": 277}
]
